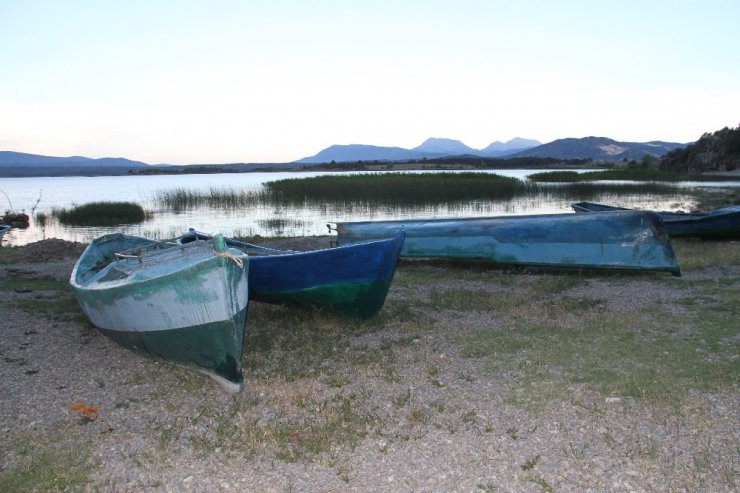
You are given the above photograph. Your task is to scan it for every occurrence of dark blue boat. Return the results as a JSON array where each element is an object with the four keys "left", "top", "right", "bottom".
[
  {"left": 182, "top": 230, "right": 405, "bottom": 318},
  {"left": 0, "top": 224, "right": 10, "bottom": 242},
  {"left": 572, "top": 202, "right": 740, "bottom": 239},
  {"left": 331, "top": 211, "right": 681, "bottom": 276}
]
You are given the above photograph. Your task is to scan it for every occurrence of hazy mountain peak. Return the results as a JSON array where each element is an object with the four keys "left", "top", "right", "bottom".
[
  {"left": 482, "top": 137, "right": 541, "bottom": 153},
  {"left": 293, "top": 134, "right": 685, "bottom": 164},
  {"left": 294, "top": 144, "right": 420, "bottom": 164},
  {"left": 412, "top": 138, "right": 475, "bottom": 154},
  {"left": 297, "top": 136, "right": 543, "bottom": 163},
  {"left": 511, "top": 136, "right": 687, "bottom": 160}
]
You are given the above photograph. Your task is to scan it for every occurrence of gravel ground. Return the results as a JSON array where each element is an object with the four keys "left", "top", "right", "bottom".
[{"left": 0, "top": 238, "right": 737, "bottom": 492}]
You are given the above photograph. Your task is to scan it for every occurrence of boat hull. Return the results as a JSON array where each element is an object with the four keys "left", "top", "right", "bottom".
[
  {"left": 572, "top": 202, "right": 740, "bottom": 239},
  {"left": 332, "top": 212, "right": 681, "bottom": 275},
  {"left": 246, "top": 231, "right": 404, "bottom": 318},
  {"left": 182, "top": 231, "right": 405, "bottom": 319},
  {"left": 70, "top": 233, "right": 249, "bottom": 392}
]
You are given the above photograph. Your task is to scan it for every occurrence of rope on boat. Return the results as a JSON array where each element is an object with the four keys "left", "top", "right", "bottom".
[{"left": 213, "top": 250, "right": 244, "bottom": 269}]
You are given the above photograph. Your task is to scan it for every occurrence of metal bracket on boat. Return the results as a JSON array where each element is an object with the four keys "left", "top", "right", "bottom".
[
  {"left": 326, "top": 223, "right": 339, "bottom": 247},
  {"left": 111, "top": 236, "right": 196, "bottom": 264},
  {"left": 114, "top": 252, "right": 144, "bottom": 264}
]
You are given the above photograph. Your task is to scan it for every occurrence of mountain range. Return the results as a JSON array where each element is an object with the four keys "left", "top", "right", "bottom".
[
  {"left": 0, "top": 135, "right": 690, "bottom": 177},
  {"left": 0, "top": 151, "right": 150, "bottom": 177},
  {"left": 0, "top": 151, "right": 150, "bottom": 168},
  {"left": 512, "top": 137, "right": 687, "bottom": 161},
  {"left": 295, "top": 137, "right": 542, "bottom": 163},
  {"left": 295, "top": 136, "right": 686, "bottom": 164}
]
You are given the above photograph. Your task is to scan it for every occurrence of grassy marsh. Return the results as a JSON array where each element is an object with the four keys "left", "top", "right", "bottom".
[
  {"left": 258, "top": 172, "right": 686, "bottom": 206},
  {"left": 153, "top": 172, "right": 686, "bottom": 211},
  {"left": 528, "top": 169, "right": 684, "bottom": 182},
  {"left": 53, "top": 201, "right": 147, "bottom": 226},
  {"left": 153, "top": 187, "right": 268, "bottom": 211}
]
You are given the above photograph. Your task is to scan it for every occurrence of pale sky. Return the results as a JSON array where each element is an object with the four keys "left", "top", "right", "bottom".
[{"left": 1, "top": 0, "right": 739, "bottom": 165}]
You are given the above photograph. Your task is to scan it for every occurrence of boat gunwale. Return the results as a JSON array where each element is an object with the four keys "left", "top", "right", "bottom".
[
  {"left": 182, "top": 228, "right": 404, "bottom": 259},
  {"left": 69, "top": 232, "right": 250, "bottom": 392},
  {"left": 71, "top": 233, "right": 248, "bottom": 289}
]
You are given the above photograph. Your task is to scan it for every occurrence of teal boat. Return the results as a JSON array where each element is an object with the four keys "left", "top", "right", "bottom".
[
  {"left": 181, "top": 229, "right": 405, "bottom": 319},
  {"left": 70, "top": 233, "right": 250, "bottom": 392},
  {"left": 0, "top": 224, "right": 9, "bottom": 243},
  {"left": 330, "top": 211, "right": 681, "bottom": 276},
  {"left": 572, "top": 202, "right": 740, "bottom": 239}
]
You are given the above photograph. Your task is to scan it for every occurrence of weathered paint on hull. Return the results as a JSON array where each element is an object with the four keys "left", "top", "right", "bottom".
[
  {"left": 182, "top": 230, "right": 405, "bottom": 318},
  {"left": 244, "top": 231, "right": 404, "bottom": 318},
  {"left": 572, "top": 202, "right": 740, "bottom": 240},
  {"left": 97, "top": 306, "right": 248, "bottom": 389},
  {"left": 333, "top": 212, "right": 681, "bottom": 275},
  {"left": 70, "top": 233, "right": 249, "bottom": 392},
  {"left": 253, "top": 278, "right": 395, "bottom": 319},
  {"left": 663, "top": 215, "right": 740, "bottom": 239}
]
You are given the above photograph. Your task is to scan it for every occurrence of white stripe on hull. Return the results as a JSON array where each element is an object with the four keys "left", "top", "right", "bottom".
[{"left": 78, "top": 269, "right": 248, "bottom": 333}]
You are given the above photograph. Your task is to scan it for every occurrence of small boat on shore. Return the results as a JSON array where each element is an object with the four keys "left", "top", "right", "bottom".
[
  {"left": 330, "top": 211, "right": 681, "bottom": 276},
  {"left": 181, "top": 229, "right": 405, "bottom": 319},
  {"left": 572, "top": 202, "right": 740, "bottom": 239},
  {"left": 0, "top": 224, "right": 10, "bottom": 242},
  {"left": 70, "top": 233, "right": 250, "bottom": 392}
]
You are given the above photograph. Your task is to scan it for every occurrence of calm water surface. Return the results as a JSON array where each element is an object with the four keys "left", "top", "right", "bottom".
[{"left": 1, "top": 170, "right": 737, "bottom": 246}]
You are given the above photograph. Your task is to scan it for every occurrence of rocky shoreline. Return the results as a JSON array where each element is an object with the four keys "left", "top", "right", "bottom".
[{"left": 1, "top": 238, "right": 738, "bottom": 491}]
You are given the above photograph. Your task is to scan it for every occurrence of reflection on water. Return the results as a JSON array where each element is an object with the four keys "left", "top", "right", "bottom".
[{"left": 1, "top": 170, "right": 736, "bottom": 246}]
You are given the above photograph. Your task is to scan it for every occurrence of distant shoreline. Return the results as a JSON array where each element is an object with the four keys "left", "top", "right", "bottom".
[
  {"left": 2, "top": 160, "right": 739, "bottom": 179},
  {"left": 0, "top": 159, "right": 604, "bottom": 178}
]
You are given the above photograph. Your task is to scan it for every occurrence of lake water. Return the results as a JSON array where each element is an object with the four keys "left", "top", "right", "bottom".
[{"left": 2, "top": 169, "right": 738, "bottom": 246}]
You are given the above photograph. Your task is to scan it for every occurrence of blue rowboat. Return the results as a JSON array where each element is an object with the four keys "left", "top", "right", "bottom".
[
  {"left": 572, "top": 202, "right": 740, "bottom": 239},
  {"left": 330, "top": 212, "right": 681, "bottom": 276},
  {"left": 181, "top": 230, "right": 405, "bottom": 319},
  {"left": 70, "top": 233, "right": 249, "bottom": 392},
  {"left": 0, "top": 224, "right": 10, "bottom": 242}
]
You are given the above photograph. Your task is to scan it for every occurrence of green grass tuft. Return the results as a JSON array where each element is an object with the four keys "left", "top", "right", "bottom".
[
  {"left": 0, "top": 433, "right": 93, "bottom": 492},
  {"left": 53, "top": 201, "right": 147, "bottom": 226}
]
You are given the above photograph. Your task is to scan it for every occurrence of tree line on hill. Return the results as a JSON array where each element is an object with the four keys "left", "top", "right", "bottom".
[{"left": 659, "top": 125, "right": 740, "bottom": 173}]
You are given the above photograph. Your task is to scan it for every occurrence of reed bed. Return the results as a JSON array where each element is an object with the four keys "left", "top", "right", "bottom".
[
  {"left": 528, "top": 169, "right": 684, "bottom": 182},
  {"left": 153, "top": 173, "right": 685, "bottom": 212},
  {"left": 34, "top": 212, "right": 48, "bottom": 228},
  {"left": 263, "top": 173, "right": 683, "bottom": 206},
  {"left": 153, "top": 187, "right": 269, "bottom": 211},
  {"left": 264, "top": 173, "right": 530, "bottom": 205},
  {"left": 552, "top": 181, "right": 680, "bottom": 197},
  {"left": 53, "top": 201, "right": 147, "bottom": 226},
  {"left": 257, "top": 218, "right": 306, "bottom": 232}
]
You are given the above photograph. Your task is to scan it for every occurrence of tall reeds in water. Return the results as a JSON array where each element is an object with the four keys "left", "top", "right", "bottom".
[
  {"left": 154, "top": 187, "right": 269, "bottom": 211},
  {"left": 263, "top": 172, "right": 683, "bottom": 206},
  {"left": 263, "top": 173, "right": 533, "bottom": 207},
  {"left": 54, "top": 202, "right": 147, "bottom": 226},
  {"left": 154, "top": 173, "right": 685, "bottom": 211},
  {"left": 528, "top": 169, "right": 684, "bottom": 182}
]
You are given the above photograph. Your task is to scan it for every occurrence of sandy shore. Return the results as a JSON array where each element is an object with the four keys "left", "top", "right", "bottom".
[{"left": 1, "top": 238, "right": 738, "bottom": 492}]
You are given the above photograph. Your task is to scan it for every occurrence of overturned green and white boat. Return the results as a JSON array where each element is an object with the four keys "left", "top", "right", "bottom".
[
  {"left": 70, "top": 233, "right": 249, "bottom": 392},
  {"left": 330, "top": 211, "right": 681, "bottom": 276}
]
